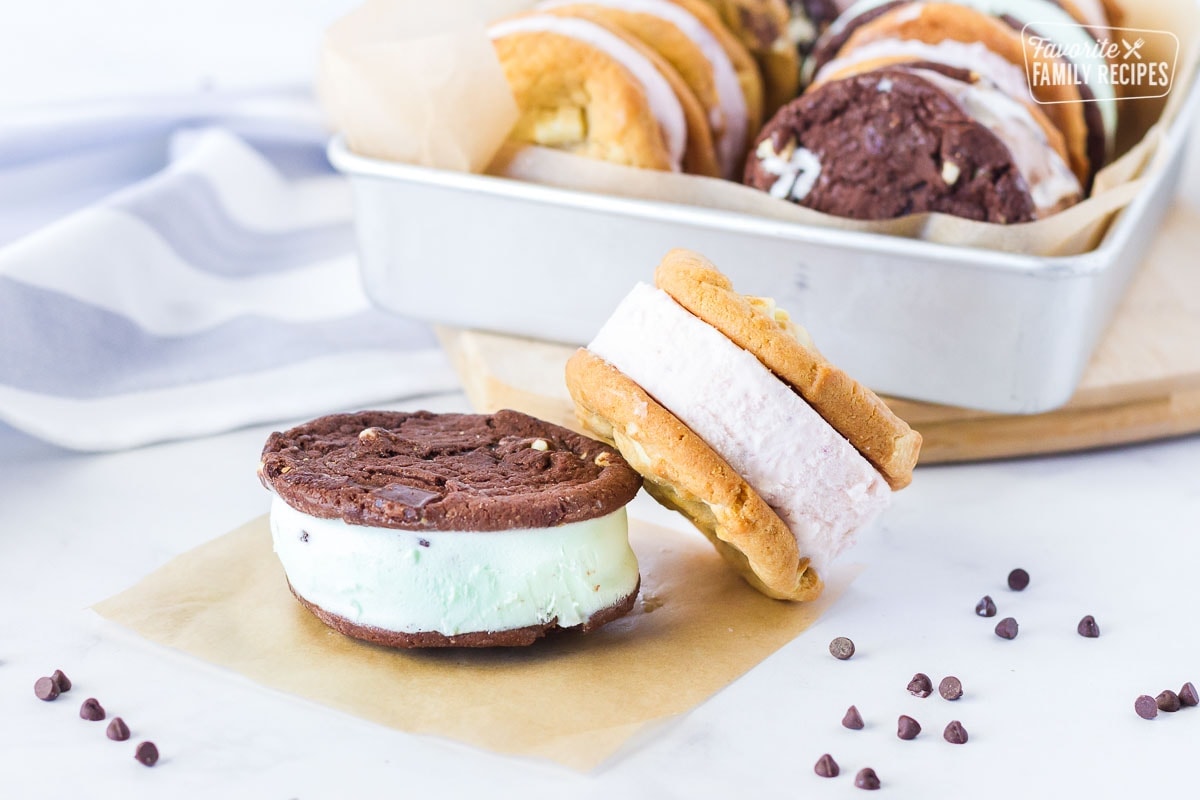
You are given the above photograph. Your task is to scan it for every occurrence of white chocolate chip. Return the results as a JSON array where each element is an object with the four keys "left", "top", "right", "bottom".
[
  {"left": 942, "top": 161, "right": 962, "bottom": 186},
  {"left": 760, "top": 139, "right": 823, "bottom": 202},
  {"left": 358, "top": 427, "right": 380, "bottom": 441},
  {"left": 877, "top": 77, "right": 894, "bottom": 93},
  {"left": 747, "top": 296, "right": 816, "bottom": 348},
  {"left": 530, "top": 438, "right": 549, "bottom": 451}
]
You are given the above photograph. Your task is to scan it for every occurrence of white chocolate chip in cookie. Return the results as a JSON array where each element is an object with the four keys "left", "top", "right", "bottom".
[
  {"left": 941, "top": 161, "right": 962, "bottom": 186},
  {"left": 517, "top": 105, "right": 587, "bottom": 147},
  {"left": 758, "top": 137, "right": 822, "bottom": 202},
  {"left": 746, "top": 295, "right": 814, "bottom": 348}
]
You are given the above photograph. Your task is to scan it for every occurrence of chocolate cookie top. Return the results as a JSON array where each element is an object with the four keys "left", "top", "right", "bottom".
[
  {"left": 744, "top": 67, "right": 1038, "bottom": 223},
  {"left": 259, "top": 410, "right": 642, "bottom": 531}
]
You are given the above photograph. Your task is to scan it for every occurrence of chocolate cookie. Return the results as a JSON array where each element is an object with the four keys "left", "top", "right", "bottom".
[
  {"left": 260, "top": 409, "right": 641, "bottom": 530},
  {"left": 806, "top": 0, "right": 1116, "bottom": 176},
  {"left": 261, "top": 410, "right": 644, "bottom": 648},
  {"left": 743, "top": 67, "right": 1081, "bottom": 222},
  {"left": 288, "top": 578, "right": 640, "bottom": 648},
  {"left": 807, "top": 1, "right": 1093, "bottom": 186}
]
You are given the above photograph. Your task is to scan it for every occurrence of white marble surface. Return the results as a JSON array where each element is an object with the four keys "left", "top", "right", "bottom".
[
  {"left": 1, "top": 392, "right": 1199, "bottom": 799},
  {"left": 3, "top": 2, "right": 1200, "bottom": 796}
]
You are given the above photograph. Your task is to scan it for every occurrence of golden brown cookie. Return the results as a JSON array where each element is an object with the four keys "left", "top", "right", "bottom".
[
  {"left": 490, "top": 14, "right": 719, "bottom": 175},
  {"left": 654, "top": 249, "right": 921, "bottom": 488},
  {"left": 533, "top": 2, "right": 734, "bottom": 176},
  {"left": 566, "top": 348, "right": 822, "bottom": 600},
  {"left": 537, "top": 0, "right": 766, "bottom": 174},
  {"left": 697, "top": 0, "right": 801, "bottom": 116}
]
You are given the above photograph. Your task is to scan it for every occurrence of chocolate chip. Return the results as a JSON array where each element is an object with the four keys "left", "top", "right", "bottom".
[
  {"left": 897, "top": 714, "right": 921, "bottom": 740},
  {"left": 1007, "top": 568, "right": 1030, "bottom": 591},
  {"left": 1157, "top": 690, "right": 1182, "bottom": 712},
  {"left": 814, "top": 753, "right": 839, "bottom": 778},
  {"left": 134, "top": 741, "right": 159, "bottom": 767},
  {"left": 939, "top": 676, "right": 963, "bottom": 700},
  {"left": 79, "top": 697, "right": 105, "bottom": 721},
  {"left": 842, "top": 705, "right": 864, "bottom": 730},
  {"left": 907, "top": 672, "right": 933, "bottom": 697},
  {"left": 855, "top": 767, "right": 881, "bottom": 790},
  {"left": 1135, "top": 695, "right": 1158, "bottom": 720},
  {"left": 1180, "top": 682, "right": 1199, "bottom": 707},
  {"left": 829, "top": 637, "right": 855, "bottom": 660},
  {"left": 106, "top": 717, "right": 130, "bottom": 741},
  {"left": 1077, "top": 615, "right": 1100, "bottom": 638},
  {"left": 943, "top": 720, "right": 969, "bottom": 744},
  {"left": 34, "top": 676, "right": 60, "bottom": 701},
  {"left": 51, "top": 669, "right": 72, "bottom": 693},
  {"left": 975, "top": 595, "right": 997, "bottom": 617},
  {"left": 995, "top": 617, "right": 1019, "bottom": 640}
]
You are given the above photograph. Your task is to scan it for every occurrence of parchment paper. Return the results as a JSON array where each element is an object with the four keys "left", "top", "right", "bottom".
[
  {"left": 94, "top": 517, "right": 851, "bottom": 771},
  {"left": 318, "top": 0, "right": 1200, "bottom": 257}
]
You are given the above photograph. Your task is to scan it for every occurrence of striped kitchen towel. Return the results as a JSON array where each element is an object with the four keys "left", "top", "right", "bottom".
[{"left": 0, "top": 93, "right": 458, "bottom": 451}]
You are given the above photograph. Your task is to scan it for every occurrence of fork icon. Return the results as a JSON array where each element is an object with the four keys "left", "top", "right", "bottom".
[{"left": 1123, "top": 37, "right": 1146, "bottom": 59}]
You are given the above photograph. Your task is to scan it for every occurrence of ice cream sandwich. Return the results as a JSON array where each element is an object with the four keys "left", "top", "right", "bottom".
[
  {"left": 490, "top": 13, "right": 720, "bottom": 175},
  {"left": 744, "top": 65, "right": 1082, "bottom": 222},
  {"left": 565, "top": 249, "right": 921, "bottom": 600},
  {"left": 259, "top": 410, "right": 643, "bottom": 647},
  {"left": 535, "top": 0, "right": 765, "bottom": 178},
  {"left": 696, "top": 0, "right": 802, "bottom": 116},
  {"left": 807, "top": 2, "right": 1095, "bottom": 186},
  {"left": 806, "top": 0, "right": 1118, "bottom": 177}
]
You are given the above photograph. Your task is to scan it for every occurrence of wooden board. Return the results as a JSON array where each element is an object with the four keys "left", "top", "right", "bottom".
[{"left": 438, "top": 204, "right": 1200, "bottom": 465}]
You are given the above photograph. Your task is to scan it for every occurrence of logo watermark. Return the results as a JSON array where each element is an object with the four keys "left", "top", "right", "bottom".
[{"left": 1021, "top": 24, "right": 1179, "bottom": 102}]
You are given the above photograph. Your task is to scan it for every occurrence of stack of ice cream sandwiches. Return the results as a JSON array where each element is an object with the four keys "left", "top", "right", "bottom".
[
  {"left": 488, "top": 0, "right": 800, "bottom": 179},
  {"left": 488, "top": 0, "right": 1126, "bottom": 223}
]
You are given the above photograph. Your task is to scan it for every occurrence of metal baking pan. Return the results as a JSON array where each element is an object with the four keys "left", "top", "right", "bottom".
[{"left": 330, "top": 78, "right": 1199, "bottom": 414}]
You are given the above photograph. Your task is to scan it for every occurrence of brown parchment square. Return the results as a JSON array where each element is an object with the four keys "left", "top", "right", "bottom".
[{"left": 94, "top": 516, "right": 850, "bottom": 771}]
